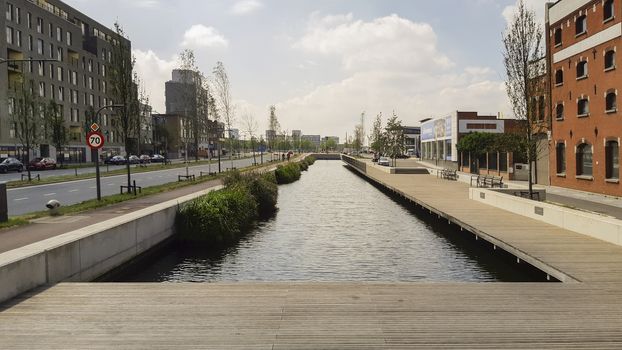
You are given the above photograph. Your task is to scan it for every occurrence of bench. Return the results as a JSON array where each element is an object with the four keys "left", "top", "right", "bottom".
[
  {"left": 199, "top": 171, "right": 217, "bottom": 177},
  {"left": 439, "top": 169, "right": 458, "bottom": 181},
  {"left": 471, "top": 174, "right": 504, "bottom": 188},
  {"left": 120, "top": 180, "right": 142, "bottom": 195},
  {"left": 21, "top": 174, "right": 40, "bottom": 181},
  {"left": 178, "top": 174, "right": 195, "bottom": 182},
  {"left": 513, "top": 190, "right": 540, "bottom": 201}
]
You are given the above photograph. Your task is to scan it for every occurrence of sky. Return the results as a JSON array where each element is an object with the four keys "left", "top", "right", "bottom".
[{"left": 63, "top": 0, "right": 545, "bottom": 139}]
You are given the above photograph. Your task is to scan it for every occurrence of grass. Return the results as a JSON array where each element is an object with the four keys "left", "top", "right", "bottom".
[
  {"left": 6, "top": 157, "right": 252, "bottom": 189},
  {"left": 0, "top": 157, "right": 292, "bottom": 231}
]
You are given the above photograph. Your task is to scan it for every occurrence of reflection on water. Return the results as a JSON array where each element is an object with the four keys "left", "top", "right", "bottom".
[{"left": 116, "top": 161, "right": 528, "bottom": 282}]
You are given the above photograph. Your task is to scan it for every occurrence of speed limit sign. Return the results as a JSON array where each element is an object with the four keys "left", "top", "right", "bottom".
[{"left": 86, "top": 130, "right": 105, "bottom": 150}]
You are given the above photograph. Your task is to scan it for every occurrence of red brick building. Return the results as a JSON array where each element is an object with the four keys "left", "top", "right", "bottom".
[{"left": 546, "top": 0, "right": 622, "bottom": 195}]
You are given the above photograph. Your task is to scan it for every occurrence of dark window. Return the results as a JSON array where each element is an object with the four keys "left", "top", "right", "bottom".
[
  {"left": 488, "top": 152, "right": 498, "bottom": 171},
  {"left": 555, "top": 69, "right": 564, "bottom": 85},
  {"left": 604, "top": 0, "right": 614, "bottom": 21},
  {"left": 554, "top": 28, "right": 562, "bottom": 46},
  {"left": 556, "top": 143, "right": 566, "bottom": 174},
  {"left": 576, "top": 143, "right": 593, "bottom": 176},
  {"left": 576, "top": 15, "right": 587, "bottom": 35},
  {"left": 578, "top": 98, "right": 589, "bottom": 116},
  {"left": 606, "top": 140, "right": 619, "bottom": 179},
  {"left": 606, "top": 92, "right": 617, "bottom": 111},
  {"left": 577, "top": 61, "right": 588, "bottom": 78},
  {"left": 556, "top": 103, "right": 564, "bottom": 120},
  {"left": 478, "top": 153, "right": 487, "bottom": 169},
  {"left": 538, "top": 96, "right": 545, "bottom": 121},
  {"left": 605, "top": 50, "right": 615, "bottom": 70}
]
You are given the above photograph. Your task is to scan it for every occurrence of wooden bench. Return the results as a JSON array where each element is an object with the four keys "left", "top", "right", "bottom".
[
  {"left": 440, "top": 169, "right": 458, "bottom": 181},
  {"left": 471, "top": 174, "right": 504, "bottom": 188}
]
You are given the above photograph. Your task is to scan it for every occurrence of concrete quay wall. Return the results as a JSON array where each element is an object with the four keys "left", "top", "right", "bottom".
[{"left": 0, "top": 185, "right": 223, "bottom": 304}]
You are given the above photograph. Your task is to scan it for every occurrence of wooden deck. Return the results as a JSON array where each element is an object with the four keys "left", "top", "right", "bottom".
[{"left": 1, "top": 159, "right": 622, "bottom": 348}]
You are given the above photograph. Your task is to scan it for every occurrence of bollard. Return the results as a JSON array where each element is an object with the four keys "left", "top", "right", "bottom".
[
  {"left": 75, "top": 168, "right": 78, "bottom": 176},
  {"left": 0, "top": 183, "right": 7, "bottom": 222}
]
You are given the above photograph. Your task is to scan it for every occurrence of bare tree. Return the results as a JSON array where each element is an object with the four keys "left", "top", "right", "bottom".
[
  {"left": 45, "top": 100, "right": 68, "bottom": 168},
  {"left": 177, "top": 49, "right": 200, "bottom": 173},
  {"left": 109, "top": 22, "right": 142, "bottom": 191},
  {"left": 212, "top": 61, "right": 235, "bottom": 168},
  {"left": 9, "top": 79, "right": 43, "bottom": 180},
  {"left": 267, "top": 105, "right": 279, "bottom": 160},
  {"left": 241, "top": 111, "right": 258, "bottom": 165},
  {"left": 502, "top": 0, "right": 545, "bottom": 198}
]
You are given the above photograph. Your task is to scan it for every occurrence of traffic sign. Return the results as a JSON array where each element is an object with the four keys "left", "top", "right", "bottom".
[
  {"left": 90, "top": 123, "right": 100, "bottom": 132},
  {"left": 86, "top": 131, "right": 105, "bottom": 150}
]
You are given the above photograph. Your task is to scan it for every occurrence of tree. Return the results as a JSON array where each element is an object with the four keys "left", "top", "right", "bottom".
[
  {"left": 109, "top": 22, "right": 142, "bottom": 191},
  {"left": 503, "top": 0, "right": 545, "bottom": 199},
  {"left": 241, "top": 112, "right": 258, "bottom": 165},
  {"left": 212, "top": 61, "right": 235, "bottom": 168},
  {"left": 384, "top": 114, "right": 405, "bottom": 166},
  {"left": 325, "top": 138, "right": 337, "bottom": 151},
  {"left": 9, "top": 79, "right": 42, "bottom": 180},
  {"left": 370, "top": 112, "right": 385, "bottom": 154},
  {"left": 353, "top": 124, "right": 364, "bottom": 152},
  {"left": 177, "top": 49, "right": 200, "bottom": 168},
  {"left": 45, "top": 100, "right": 68, "bottom": 168}
]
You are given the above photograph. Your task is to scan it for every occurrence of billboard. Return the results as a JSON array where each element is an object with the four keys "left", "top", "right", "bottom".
[{"left": 421, "top": 116, "right": 452, "bottom": 142}]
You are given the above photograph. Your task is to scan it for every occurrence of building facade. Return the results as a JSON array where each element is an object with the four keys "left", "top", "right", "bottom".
[
  {"left": 2, "top": 0, "right": 128, "bottom": 162},
  {"left": 301, "top": 134, "right": 320, "bottom": 150},
  {"left": 546, "top": 0, "right": 622, "bottom": 196},
  {"left": 402, "top": 126, "right": 421, "bottom": 157}
]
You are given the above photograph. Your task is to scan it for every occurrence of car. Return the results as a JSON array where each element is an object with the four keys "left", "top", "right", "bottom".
[
  {"left": 139, "top": 155, "right": 151, "bottom": 164},
  {"left": 378, "top": 157, "right": 390, "bottom": 166},
  {"left": 128, "top": 155, "right": 140, "bottom": 164},
  {"left": 0, "top": 157, "right": 23, "bottom": 173},
  {"left": 27, "top": 157, "right": 57, "bottom": 170},
  {"left": 104, "top": 155, "right": 126, "bottom": 165},
  {"left": 150, "top": 154, "right": 165, "bottom": 163}
]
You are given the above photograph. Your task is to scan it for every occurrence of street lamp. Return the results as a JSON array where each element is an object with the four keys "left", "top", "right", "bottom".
[{"left": 93, "top": 104, "right": 124, "bottom": 200}]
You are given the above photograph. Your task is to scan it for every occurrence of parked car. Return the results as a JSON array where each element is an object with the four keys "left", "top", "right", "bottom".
[
  {"left": 104, "top": 155, "right": 126, "bottom": 165},
  {"left": 128, "top": 155, "right": 140, "bottom": 164},
  {"left": 378, "top": 157, "right": 390, "bottom": 166},
  {"left": 0, "top": 158, "right": 23, "bottom": 173},
  {"left": 139, "top": 155, "right": 151, "bottom": 164},
  {"left": 150, "top": 154, "right": 165, "bottom": 163},
  {"left": 27, "top": 157, "right": 57, "bottom": 170}
]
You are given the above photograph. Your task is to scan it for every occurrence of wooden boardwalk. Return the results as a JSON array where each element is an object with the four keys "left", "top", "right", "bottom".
[{"left": 1, "top": 158, "right": 622, "bottom": 348}]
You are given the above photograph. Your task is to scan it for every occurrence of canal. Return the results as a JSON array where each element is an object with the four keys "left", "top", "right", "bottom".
[{"left": 112, "top": 160, "right": 539, "bottom": 282}]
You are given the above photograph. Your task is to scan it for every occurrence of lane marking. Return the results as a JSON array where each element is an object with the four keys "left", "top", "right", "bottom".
[
  {"left": 89, "top": 186, "right": 96, "bottom": 189},
  {"left": 69, "top": 189, "right": 79, "bottom": 192},
  {"left": 14, "top": 197, "right": 28, "bottom": 201},
  {"left": 44, "top": 193, "right": 56, "bottom": 196}
]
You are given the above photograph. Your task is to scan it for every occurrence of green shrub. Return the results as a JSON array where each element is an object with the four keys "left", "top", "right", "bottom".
[
  {"left": 304, "top": 156, "right": 316, "bottom": 165},
  {"left": 177, "top": 185, "right": 257, "bottom": 245},
  {"left": 274, "top": 162, "right": 301, "bottom": 184}
]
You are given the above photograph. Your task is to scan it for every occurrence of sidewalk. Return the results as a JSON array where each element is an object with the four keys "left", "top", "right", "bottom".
[{"left": 416, "top": 159, "right": 622, "bottom": 220}]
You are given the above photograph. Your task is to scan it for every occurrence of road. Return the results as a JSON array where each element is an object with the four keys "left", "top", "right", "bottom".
[{"left": 7, "top": 157, "right": 259, "bottom": 216}]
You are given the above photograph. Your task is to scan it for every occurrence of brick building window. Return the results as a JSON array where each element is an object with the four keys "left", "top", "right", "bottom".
[
  {"left": 605, "top": 50, "right": 615, "bottom": 70},
  {"left": 606, "top": 90, "right": 617, "bottom": 112},
  {"left": 538, "top": 96, "right": 545, "bottom": 121},
  {"left": 555, "top": 69, "right": 563, "bottom": 85},
  {"left": 556, "top": 103, "right": 564, "bottom": 120},
  {"left": 556, "top": 143, "right": 566, "bottom": 174},
  {"left": 604, "top": 0, "right": 614, "bottom": 22},
  {"left": 576, "top": 143, "right": 593, "bottom": 176},
  {"left": 576, "top": 15, "right": 587, "bottom": 35},
  {"left": 606, "top": 140, "right": 619, "bottom": 179},
  {"left": 578, "top": 98, "right": 589, "bottom": 117},
  {"left": 554, "top": 28, "right": 562, "bottom": 46},
  {"left": 576, "top": 60, "right": 588, "bottom": 79}
]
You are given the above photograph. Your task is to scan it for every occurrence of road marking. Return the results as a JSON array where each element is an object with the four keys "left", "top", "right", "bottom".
[
  {"left": 14, "top": 197, "right": 28, "bottom": 201},
  {"left": 89, "top": 186, "right": 96, "bottom": 189},
  {"left": 44, "top": 193, "right": 56, "bottom": 196},
  {"left": 108, "top": 183, "right": 115, "bottom": 186},
  {"left": 69, "top": 189, "right": 79, "bottom": 192}
]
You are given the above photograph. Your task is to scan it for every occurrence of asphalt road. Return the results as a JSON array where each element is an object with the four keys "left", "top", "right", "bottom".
[{"left": 7, "top": 156, "right": 259, "bottom": 216}]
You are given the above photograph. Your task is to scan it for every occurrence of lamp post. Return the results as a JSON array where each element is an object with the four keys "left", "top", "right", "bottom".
[{"left": 93, "top": 104, "right": 124, "bottom": 200}]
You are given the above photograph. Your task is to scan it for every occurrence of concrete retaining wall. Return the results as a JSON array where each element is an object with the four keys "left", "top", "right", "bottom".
[
  {"left": 470, "top": 187, "right": 622, "bottom": 246},
  {"left": 0, "top": 185, "right": 223, "bottom": 304}
]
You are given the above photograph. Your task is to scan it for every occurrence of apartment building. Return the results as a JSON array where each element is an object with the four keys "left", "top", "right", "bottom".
[
  {"left": 2, "top": 0, "right": 129, "bottom": 162},
  {"left": 546, "top": 0, "right": 622, "bottom": 195}
]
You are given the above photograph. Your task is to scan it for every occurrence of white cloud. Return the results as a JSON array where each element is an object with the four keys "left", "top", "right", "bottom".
[
  {"left": 133, "top": 0, "right": 160, "bottom": 8},
  {"left": 276, "top": 13, "right": 511, "bottom": 136},
  {"left": 502, "top": 0, "right": 545, "bottom": 27},
  {"left": 294, "top": 13, "right": 453, "bottom": 72},
  {"left": 181, "top": 24, "right": 228, "bottom": 49},
  {"left": 231, "top": 0, "right": 263, "bottom": 15},
  {"left": 133, "top": 49, "right": 179, "bottom": 114}
]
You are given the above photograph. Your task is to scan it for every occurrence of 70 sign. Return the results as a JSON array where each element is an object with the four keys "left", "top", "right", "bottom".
[{"left": 86, "top": 131, "right": 105, "bottom": 150}]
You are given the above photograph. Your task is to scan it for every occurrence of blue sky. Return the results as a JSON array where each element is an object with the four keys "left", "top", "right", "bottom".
[{"left": 64, "top": 0, "right": 541, "bottom": 138}]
